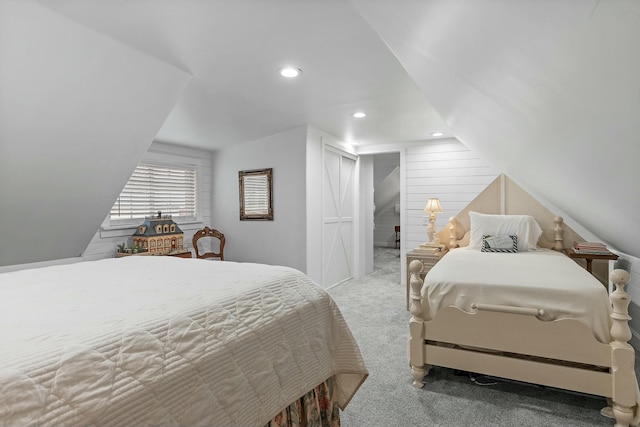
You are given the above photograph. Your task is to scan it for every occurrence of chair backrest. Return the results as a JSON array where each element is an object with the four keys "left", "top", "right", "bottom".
[{"left": 192, "top": 227, "right": 226, "bottom": 260}]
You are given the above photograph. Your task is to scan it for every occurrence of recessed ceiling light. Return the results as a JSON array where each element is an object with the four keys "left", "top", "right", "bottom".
[
  {"left": 279, "top": 67, "right": 302, "bottom": 78},
  {"left": 352, "top": 112, "right": 366, "bottom": 118},
  {"left": 431, "top": 132, "right": 444, "bottom": 137}
]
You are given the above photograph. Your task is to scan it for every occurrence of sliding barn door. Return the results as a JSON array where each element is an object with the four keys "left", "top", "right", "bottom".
[{"left": 322, "top": 147, "right": 356, "bottom": 287}]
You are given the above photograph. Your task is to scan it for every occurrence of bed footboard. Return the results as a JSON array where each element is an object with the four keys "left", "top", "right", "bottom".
[{"left": 408, "top": 260, "right": 637, "bottom": 427}]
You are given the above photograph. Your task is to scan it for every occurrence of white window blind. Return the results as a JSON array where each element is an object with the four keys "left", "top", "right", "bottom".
[{"left": 110, "top": 163, "right": 197, "bottom": 220}]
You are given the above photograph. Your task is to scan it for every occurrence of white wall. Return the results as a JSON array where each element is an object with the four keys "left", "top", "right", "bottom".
[
  {"left": 395, "top": 139, "right": 498, "bottom": 282},
  {"left": 211, "top": 126, "right": 307, "bottom": 272},
  {"left": 0, "top": 1, "right": 189, "bottom": 267},
  {"left": 83, "top": 142, "right": 214, "bottom": 260},
  {"left": 305, "top": 127, "right": 324, "bottom": 284},
  {"left": 403, "top": 139, "right": 499, "bottom": 252},
  {"left": 357, "top": 155, "right": 375, "bottom": 277}
]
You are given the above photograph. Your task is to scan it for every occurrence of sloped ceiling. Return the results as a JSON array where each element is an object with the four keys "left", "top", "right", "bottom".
[
  {"left": 0, "top": 1, "right": 190, "bottom": 266},
  {"left": 351, "top": 0, "right": 640, "bottom": 258}
]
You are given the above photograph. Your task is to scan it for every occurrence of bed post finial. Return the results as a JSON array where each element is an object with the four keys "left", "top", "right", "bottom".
[
  {"left": 448, "top": 217, "right": 458, "bottom": 249},
  {"left": 409, "top": 260, "right": 425, "bottom": 321},
  {"left": 553, "top": 216, "right": 564, "bottom": 251},
  {"left": 610, "top": 269, "right": 632, "bottom": 344},
  {"left": 609, "top": 268, "right": 635, "bottom": 427}
]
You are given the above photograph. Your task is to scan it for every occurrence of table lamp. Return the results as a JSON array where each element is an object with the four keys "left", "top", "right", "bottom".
[{"left": 424, "top": 198, "right": 443, "bottom": 244}]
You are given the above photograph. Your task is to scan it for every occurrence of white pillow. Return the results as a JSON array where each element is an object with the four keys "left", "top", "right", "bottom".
[{"left": 469, "top": 211, "right": 543, "bottom": 251}]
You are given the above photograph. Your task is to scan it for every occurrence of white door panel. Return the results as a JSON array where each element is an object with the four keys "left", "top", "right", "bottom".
[
  {"left": 340, "top": 156, "right": 355, "bottom": 217},
  {"left": 322, "top": 147, "right": 356, "bottom": 287},
  {"left": 323, "top": 151, "right": 341, "bottom": 219}
]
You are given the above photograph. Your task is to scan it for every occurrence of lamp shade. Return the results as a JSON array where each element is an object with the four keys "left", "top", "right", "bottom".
[{"left": 423, "top": 198, "right": 443, "bottom": 213}]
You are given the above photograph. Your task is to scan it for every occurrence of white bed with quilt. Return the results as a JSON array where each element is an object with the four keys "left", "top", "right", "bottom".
[
  {"left": 422, "top": 247, "right": 613, "bottom": 343},
  {"left": 409, "top": 207, "right": 638, "bottom": 426},
  {"left": 0, "top": 256, "right": 368, "bottom": 427}
]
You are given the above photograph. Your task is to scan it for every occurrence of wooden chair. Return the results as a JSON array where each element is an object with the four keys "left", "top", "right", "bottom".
[
  {"left": 192, "top": 227, "right": 226, "bottom": 261},
  {"left": 395, "top": 225, "right": 400, "bottom": 249}
]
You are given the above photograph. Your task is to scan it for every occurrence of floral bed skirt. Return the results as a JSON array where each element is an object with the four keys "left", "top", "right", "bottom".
[{"left": 266, "top": 377, "right": 340, "bottom": 427}]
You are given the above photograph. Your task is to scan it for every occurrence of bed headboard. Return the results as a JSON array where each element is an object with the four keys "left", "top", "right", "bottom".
[{"left": 435, "top": 174, "right": 584, "bottom": 251}]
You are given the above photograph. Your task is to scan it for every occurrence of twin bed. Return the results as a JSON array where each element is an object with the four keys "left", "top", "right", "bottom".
[
  {"left": 0, "top": 256, "right": 367, "bottom": 426},
  {"left": 409, "top": 208, "right": 638, "bottom": 426}
]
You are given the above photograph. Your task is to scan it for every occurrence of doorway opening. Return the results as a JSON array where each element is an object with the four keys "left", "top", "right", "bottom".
[{"left": 372, "top": 152, "right": 401, "bottom": 273}]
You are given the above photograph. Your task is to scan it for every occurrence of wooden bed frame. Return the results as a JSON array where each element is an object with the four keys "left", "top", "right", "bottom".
[{"left": 408, "top": 214, "right": 637, "bottom": 426}]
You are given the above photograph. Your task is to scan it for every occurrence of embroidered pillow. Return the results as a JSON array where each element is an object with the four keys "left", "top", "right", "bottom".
[{"left": 481, "top": 235, "right": 518, "bottom": 253}]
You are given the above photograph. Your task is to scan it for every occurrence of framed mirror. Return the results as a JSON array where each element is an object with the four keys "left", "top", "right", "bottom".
[{"left": 239, "top": 168, "right": 273, "bottom": 220}]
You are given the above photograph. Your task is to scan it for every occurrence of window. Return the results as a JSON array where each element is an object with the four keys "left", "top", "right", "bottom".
[{"left": 110, "top": 163, "right": 197, "bottom": 222}]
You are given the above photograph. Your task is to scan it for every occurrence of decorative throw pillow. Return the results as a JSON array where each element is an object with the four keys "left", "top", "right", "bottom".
[{"left": 481, "top": 235, "right": 518, "bottom": 253}]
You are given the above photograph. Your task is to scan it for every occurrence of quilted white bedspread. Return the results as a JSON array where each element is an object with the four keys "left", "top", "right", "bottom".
[
  {"left": 422, "top": 248, "right": 613, "bottom": 343},
  {"left": 0, "top": 257, "right": 367, "bottom": 427}
]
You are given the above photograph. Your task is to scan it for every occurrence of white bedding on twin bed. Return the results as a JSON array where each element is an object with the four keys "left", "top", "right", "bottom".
[
  {"left": 422, "top": 247, "right": 612, "bottom": 343},
  {"left": 0, "top": 257, "right": 367, "bottom": 427}
]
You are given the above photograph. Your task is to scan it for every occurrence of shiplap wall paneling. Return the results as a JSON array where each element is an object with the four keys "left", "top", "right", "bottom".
[
  {"left": 404, "top": 139, "right": 498, "bottom": 252},
  {"left": 83, "top": 142, "right": 213, "bottom": 260}
]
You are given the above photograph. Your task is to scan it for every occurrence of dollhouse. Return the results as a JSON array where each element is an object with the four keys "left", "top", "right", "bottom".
[{"left": 132, "top": 213, "right": 184, "bottom": 254}]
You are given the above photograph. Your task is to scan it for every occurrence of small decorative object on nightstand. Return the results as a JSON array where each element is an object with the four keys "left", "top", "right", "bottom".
[{"left": 405, "top": 247, "right": 447, "bottom": 310}]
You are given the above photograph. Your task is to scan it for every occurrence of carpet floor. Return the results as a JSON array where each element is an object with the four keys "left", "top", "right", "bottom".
[{"left": 327, "top": 247, "right": 639, "bottom": 427}]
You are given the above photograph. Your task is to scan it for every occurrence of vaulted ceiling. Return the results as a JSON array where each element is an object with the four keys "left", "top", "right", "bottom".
[{"left": 1, "top": 0, "right": 638, "bottom": 266}]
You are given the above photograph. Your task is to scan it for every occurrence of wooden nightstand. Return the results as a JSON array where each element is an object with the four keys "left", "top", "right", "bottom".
[
  {"left": 565, "top": 248, "right": 618, "bottom": 275},
  {"left": 406, "top": 248, "right": 448, "bottom": 310}
]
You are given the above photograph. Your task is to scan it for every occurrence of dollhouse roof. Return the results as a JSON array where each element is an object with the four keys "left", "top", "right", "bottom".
[{"left": 132, "top": 216, "right": 183, "bottom": 237}]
